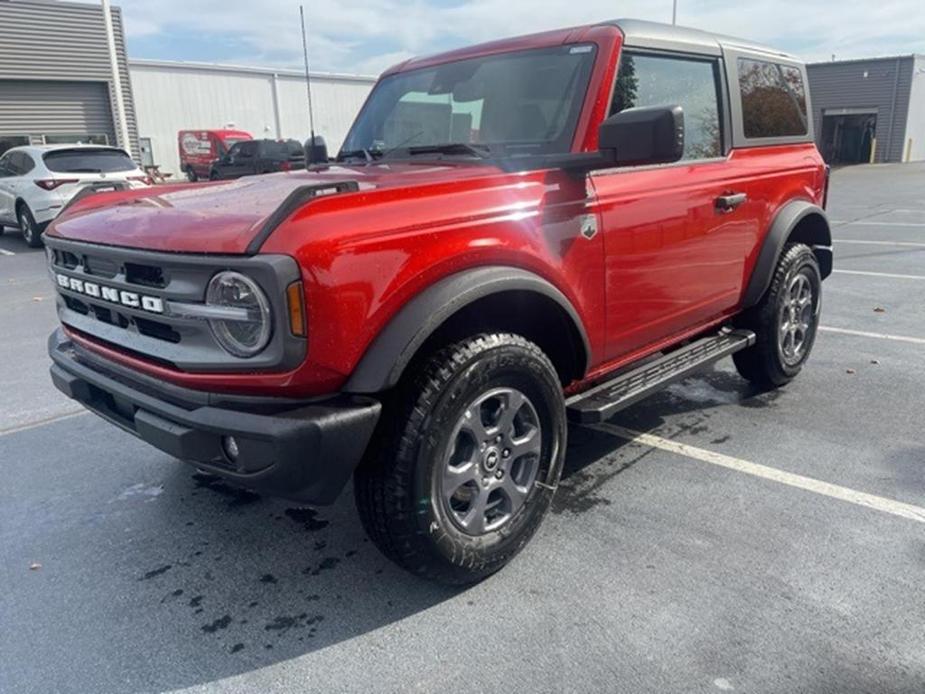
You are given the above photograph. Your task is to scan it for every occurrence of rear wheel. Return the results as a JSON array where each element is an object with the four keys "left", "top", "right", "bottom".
[
  {"left": 734, "top": 243, "right": 821, "bottom": 387},
  {"left": 209, "top": 170, "right": 220, "bottom": 181},
  {"left": 186, "top": 166, "right": 198, "bottom": 182},
  {"left": 354, "top": 333, "right": 566, "bottom": 584},
  {"left": 17, "top": 204, "right": 44, "bottom": 248}
]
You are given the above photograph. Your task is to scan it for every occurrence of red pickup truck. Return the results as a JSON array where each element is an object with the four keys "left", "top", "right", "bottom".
[{"left": 46, "top": 20, "right": 831, "bottom": 584}]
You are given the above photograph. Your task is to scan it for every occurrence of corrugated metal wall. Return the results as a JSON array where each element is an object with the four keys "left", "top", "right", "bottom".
[
  {"left": 129, "top": 61, "right": 375, "bottom": 176},
  {"left": 0, "top": 0, "right": 139, "bottom": 157},
  {"left": 807, "top": 56, "right": 914, "bottom": 163},
  {"left": 0, "top": 80, "right": 115, "bottom": 143}
]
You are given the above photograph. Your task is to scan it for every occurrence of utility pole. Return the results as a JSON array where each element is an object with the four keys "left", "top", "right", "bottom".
[{"left": 672, "top": 0, "right": 678, "bottom": 25}]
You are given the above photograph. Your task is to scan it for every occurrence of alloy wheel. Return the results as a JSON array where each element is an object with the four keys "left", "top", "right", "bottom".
[
  {"left": 441, "top": 387, "right": 542, "bottom": 535},
  {"left": 778, "top": 273, "right": 814, "bottom": 365}
]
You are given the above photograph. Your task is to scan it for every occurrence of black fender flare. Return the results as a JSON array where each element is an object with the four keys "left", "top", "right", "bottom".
[
  {"left": 742, "top": 200, "right": 832, "bottom": 309},
  {"left": 343, "top": 266, "right": 591, "bottom": 393}
]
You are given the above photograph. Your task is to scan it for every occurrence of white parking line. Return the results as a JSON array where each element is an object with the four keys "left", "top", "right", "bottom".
[
  {"left": 0, "top": 410, "right": 87, "bottom": 438},
  {"left": 819, "top": 326, "right": 925, "bottom": 345},
  {"left": 832, "top": 221, "right": 925, "bottom": 228},
  {"left": 833, "top": 269, "right": 925, "bottom": 280},
  {"left": 835, "top": 240, "right": 925, "bottom": 248},
  {"left": 0, "top": 248, "right": 14, "bottom": 256},
  {"left": 589, "top": 422, "right": 925, "bottom": 524}
]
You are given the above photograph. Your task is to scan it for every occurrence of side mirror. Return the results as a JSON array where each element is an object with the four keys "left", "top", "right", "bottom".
[
  {"left": 599, "top": 105, "right": 684, "bottom": 166},
  {"left": 305, "top": 136, "right": 328, "bottom": 166}
]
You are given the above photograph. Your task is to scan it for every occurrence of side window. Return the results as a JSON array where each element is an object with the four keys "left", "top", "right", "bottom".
[
  {"left": 18, "top": 152, "right": 35, "bottom": 174},
  {"left": 227, "top": 142, "right": 244, "bottom": 158},
  {"left": 6, "top": 152, "right": 27, "bottom": 175},
  {"left": 611, "top": 52, "right": 723, "bottom": 160},
  {"left": 737, "top": 58, "right": 807, "bottom": 138},
  {"left": 238, "top": 142, "right": 258, "bottom": 158},
  {"left": 0, "top": 154, "right": 10, "bottom": 177}
]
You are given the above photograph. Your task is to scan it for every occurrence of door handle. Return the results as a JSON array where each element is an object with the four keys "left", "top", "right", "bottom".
[{"left": 715, "top": 192, "right": 747, "bottom": 212}]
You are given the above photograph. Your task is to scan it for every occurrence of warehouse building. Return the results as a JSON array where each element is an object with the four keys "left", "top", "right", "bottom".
[
  {"left": 0, "top": 0, "right": 138, "bottom": 157},
  {"left": 808, "top": 55, "right": 925, "bottom": 164},
  {"left": 128, "top": 60, "right": 376, "bottom": 177}
]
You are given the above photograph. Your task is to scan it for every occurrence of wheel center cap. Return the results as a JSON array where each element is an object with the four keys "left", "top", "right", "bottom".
[{"left": 483, "top": 447, "right": 500, "bottom": 472}]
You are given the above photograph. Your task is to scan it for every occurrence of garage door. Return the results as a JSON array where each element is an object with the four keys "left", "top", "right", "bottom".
[{"left": 0, "top": 80, "right": 115, "bottom": 144}]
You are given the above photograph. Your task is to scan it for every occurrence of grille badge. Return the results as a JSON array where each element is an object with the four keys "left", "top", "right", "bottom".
[{"left": 56, "top": 273, "right": 165, "bottom": 314}]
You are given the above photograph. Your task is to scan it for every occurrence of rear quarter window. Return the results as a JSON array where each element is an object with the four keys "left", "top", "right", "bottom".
[
  {"left": 737, "top": 58, "right": 808, "bottom": 138},
  {"left": 44, "top": 149, "right": 136, "bottom": 173}
]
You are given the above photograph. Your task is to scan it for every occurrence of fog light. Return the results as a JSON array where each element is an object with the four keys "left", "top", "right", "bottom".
[{"left": 222, "top": 435, "right": 240, "bottom": 461}]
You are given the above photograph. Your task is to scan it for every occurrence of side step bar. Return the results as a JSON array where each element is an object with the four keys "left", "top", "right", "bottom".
[{"left": 566, "top": 328, "right": 756, "bottom": 424}]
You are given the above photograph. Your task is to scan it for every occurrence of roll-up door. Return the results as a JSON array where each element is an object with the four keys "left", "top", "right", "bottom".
[{"left": 0, "top": 80, "right": 116, "bottom": 144}]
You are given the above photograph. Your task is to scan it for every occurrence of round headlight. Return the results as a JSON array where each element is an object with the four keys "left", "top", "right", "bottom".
[{"left": 206, "top": 271, "right": 272, "bottom": 357}]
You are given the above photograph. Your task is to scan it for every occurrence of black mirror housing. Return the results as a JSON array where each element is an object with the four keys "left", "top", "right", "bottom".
[
  {"left": 305, "top": 136, "right": 329, "bottom": 166},
  {"left": 599, "top": 105, "right": 684, "bottom": 166}
]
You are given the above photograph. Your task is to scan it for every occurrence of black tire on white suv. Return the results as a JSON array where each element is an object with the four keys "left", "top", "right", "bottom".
[{"left": 17, "top": 203, "right": 45, "bottom": 248}]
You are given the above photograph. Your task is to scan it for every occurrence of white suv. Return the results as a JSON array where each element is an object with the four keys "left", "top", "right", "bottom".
[{"left": 0, "top": 144, "right": 151, "bottom": 247}]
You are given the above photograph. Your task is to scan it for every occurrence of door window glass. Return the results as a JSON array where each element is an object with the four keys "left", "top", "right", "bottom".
[
  {"left": 237, "top": 141, "right": 258, "bottom": 158},
  {"left": 737, "top": 58, "right": 808, "bottom": 138},
  {"left": 611, "top": 52, "right": 723, "bottom": 160}
]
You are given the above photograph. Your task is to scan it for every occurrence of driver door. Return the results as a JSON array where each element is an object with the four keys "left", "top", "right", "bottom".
[{"left": 591, "top": 51, "right": 759, "bottom": 360}]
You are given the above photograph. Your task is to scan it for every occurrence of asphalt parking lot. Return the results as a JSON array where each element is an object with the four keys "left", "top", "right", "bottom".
[{"left": 2, "top": 164, "right": 924, "bottom": 694}]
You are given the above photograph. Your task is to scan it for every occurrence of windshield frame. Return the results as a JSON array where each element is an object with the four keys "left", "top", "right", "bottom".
[{"left": 339, "top": 43, "right": 601, "bottom": 164}]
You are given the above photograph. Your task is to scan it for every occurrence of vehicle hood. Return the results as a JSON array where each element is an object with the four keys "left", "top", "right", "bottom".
[{"left": 46, "top": 163, "right": 508, "bottom": 254}]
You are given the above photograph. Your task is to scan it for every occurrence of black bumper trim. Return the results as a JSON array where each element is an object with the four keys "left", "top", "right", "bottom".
[{"left": 49, "top": 329, "right": 381, "bottom": 505}]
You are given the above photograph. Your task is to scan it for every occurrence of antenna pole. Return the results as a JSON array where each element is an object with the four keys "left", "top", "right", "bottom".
[{"left": 300, "top": 5, "right": 316, "bottom": 143}]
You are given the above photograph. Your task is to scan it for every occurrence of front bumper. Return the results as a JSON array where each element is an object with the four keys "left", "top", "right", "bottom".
[{"left": 48, "top": 329, "right": 381, "bottom": 504}]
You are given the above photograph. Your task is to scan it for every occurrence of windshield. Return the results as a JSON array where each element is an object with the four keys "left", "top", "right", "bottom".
[
  {"left": 44, "top": 149, "right": 136, "bottom": 173},
  {"left": 340, "top": 44, "right": 597, "bottom": 161}
]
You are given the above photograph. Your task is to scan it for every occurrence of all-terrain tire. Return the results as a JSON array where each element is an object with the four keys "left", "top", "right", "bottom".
[
  {"left": 734, "top": 243, "right": 822, "bottom": 388},
  {"left": 354, "top": 333, "right": 566, "bottom": 584}
]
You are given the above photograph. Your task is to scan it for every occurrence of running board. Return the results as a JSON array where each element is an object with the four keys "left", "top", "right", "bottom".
[{"left": 566, "top": 328, "right": 756, "bottom": 424}]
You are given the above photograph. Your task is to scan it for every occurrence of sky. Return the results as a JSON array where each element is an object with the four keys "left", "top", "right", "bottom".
[{"left": 117, "top": 0, "right": 925, "bottom": 76}]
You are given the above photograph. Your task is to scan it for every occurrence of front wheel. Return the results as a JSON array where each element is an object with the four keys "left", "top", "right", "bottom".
[
  {"left": 186, "top": 166, "right": 198, "bottom": 182},
  {"left": 734, "top": 243, "right": 822, "bottom": 387},
  {"left": 355, "top": 333, "right": 566, "bottom": 584}
]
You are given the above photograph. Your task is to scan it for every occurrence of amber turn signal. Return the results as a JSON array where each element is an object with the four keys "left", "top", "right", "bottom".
[{"left": 286, "top": 281, "right": 307, "bottom": 337}]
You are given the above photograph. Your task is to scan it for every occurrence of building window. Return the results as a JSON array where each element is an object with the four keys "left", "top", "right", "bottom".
[
  {"left": 737, "top": 58, "right": 808, "bottom": 138},
  {"left": 611, "top": 52, "right": 723, "bottom": 160}
]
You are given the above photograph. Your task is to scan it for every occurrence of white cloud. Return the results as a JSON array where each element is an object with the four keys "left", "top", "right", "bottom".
[{"left": 115, "top": 0, "right": 925, "bottom": 74}]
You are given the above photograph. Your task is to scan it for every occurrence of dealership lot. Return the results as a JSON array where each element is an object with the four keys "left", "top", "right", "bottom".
[{"left": 1, "top": 164, "right": 924, "bottom": 694}]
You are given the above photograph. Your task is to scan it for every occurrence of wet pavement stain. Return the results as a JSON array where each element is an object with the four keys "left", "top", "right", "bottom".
[
  {"left": 230, "top": 643, "right": 244, "bottom": 654},
  {"left": 711, "top": 435, "right": 732, "bottom": 444},
  {"left": 259, "top": 574, "right": 278, "bottom": 584},
  {"left": 201, "top": 615, "right": 233, "bottom": 633},
  {"left": 192, "top": 473, "right": 262, "bottom": 508},
  {"left": 304, "top": 557, "right": 340, "bottom": 576},
  {"left": 140, "top": 564, "right": 172, "bottom": 580},
  {"left": 189, "top": 595, "right": 203, "bottom": 608},
  {"left": 265, "top": 613, "right": 324, "bottom": 634},
  {"left": 284, "top": 507, "right": 330, "bottom": 531}
]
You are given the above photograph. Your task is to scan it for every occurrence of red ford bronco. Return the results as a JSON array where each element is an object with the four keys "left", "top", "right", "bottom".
[{"left": 46, "top": 20, "right": 832, "bottom": 584}]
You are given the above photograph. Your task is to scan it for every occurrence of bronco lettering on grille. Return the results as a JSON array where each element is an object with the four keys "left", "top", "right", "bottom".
[{"left": 56, "top": 273, "right": 165, "bottom": 314}]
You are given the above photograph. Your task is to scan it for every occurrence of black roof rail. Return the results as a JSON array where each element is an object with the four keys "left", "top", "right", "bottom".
[{"left": 246, "top": 180, "right": 360, "bottom": 255}]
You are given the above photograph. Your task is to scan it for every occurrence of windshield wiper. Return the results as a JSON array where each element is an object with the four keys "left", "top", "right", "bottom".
[
  {"left": 66, "top": 168, "right": 104, "bottom": 173},
  {"left": 402, "top": 143, "right": 492, "bottom": 159},
  {"left": 337, "top": 148, "right": 381, "bottom": 163}
]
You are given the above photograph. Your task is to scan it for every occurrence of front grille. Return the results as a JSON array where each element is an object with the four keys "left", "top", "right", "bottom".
[
  {"left": 46, "top": 236, "right": 305, "bottom": 373},
  {"left": 125, "top": 262, "right": 166, "bottom": 288}
]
